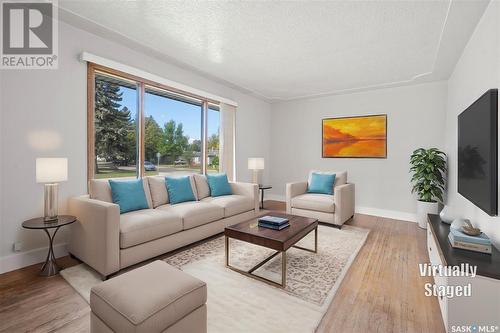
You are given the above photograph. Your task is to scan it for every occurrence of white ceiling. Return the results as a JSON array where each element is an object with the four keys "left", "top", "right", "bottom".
[{"left": 58, "top": 0, "right": 489, "bottom": 102}]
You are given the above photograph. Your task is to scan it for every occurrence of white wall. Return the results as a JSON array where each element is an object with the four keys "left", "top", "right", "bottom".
[
  {"left": 444, "top": 1, "right": 500, "bottom": 248},
  {"left": 0, "top": 21, "right": 271, "bottom": 271},
  {"left": 269, "top": 81, "right": 448, "bottom": 220}
]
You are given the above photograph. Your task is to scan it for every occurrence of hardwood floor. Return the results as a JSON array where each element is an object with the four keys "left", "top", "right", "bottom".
[
  {"left": 0, "top": 200, "right": 444, "bottom": 333},
  {"left": 315, "top": 210, "right": 445, "bottom": 333},
  {"left": 0, "top": 256, "right": 88, "bottom": 333}
]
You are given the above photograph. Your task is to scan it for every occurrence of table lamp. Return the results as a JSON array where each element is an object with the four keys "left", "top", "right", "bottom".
[
  {"left": 248, "top": 157, "right": 264, "bottom": 185},
  {"left": 36, "top": 158, "right": 68, "bottom": 222}
]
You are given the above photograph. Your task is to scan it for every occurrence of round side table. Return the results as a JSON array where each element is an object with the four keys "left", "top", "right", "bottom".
[
  {"left": 22, "top": 215, "right": 76, "bottom": 277},
  {"left": 259, "top": 185, "right": 272, "bottom": 209}
]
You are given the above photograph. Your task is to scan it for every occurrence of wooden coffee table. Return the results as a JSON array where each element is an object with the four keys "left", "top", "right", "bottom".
[{"left": 224, "top": 212, "right": 318, "bottom": 288}]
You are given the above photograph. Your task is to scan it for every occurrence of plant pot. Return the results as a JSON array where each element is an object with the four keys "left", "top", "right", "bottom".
[{"left": 416, "top": 200, "right": 439, "bottom": 229}]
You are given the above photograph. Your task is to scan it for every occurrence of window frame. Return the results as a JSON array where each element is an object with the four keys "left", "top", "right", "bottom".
[
  {"left": 206, "top": 104, "right": 221, "bottom": 174},
  {"left": 87, "top": 62, "right": 220, "bottom": 183}
]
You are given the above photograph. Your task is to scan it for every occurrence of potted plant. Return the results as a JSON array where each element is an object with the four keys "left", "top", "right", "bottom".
[{"left": 410, "top": 148, "right": 447, "bottom": 229}]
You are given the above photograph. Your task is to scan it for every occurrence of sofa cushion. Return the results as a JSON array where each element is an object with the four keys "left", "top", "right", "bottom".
[
  {"left": 109, "top": 179, "right": 149, "bottom": 214},
  {"left": 120, "top": 209, "right": 182, "bottom": 248},
  {"left": 157, "top": 201, "right": 223, "bottom": 230},
  {"left": 206, "top": 173, "right": 232, "bottom": 197},
  {"left": 147, "top": 176, "right": 169, "bottom": 208},
  {"left": 175, "top": 174, "right": 199, "bottom": 200},
  {"left": 201, "top": 195, "right": 254, "bottom": 217},
  {"left": 89, "top": 179, "right": 114, "bottom": 203},
  {"left": 89, "top": 178, "right": 153, "bottom": 208},
  {"left": 307, "top": 172, "right": 336, "bottom": 195},
  {"left": 308, "top": 170, "right": 347, "bottom": 188},
  {"left": 291, "top": 193, "right": 335, "bottom": 213},
  {"left": 90, "top": 260, "right": 206, "bottom": 333},
  {"left": 166, "top": 176, "right": 197, "bottom": 204},
  {"left": 193, "top": 174, "right": 210, "bottom": 200}
]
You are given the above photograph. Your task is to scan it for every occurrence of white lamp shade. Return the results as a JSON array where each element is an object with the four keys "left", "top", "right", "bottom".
[
  {"left": 248, "top": 157, "right": 264, "bottom": 170},
  {"left": 36, "top": 158, "right": 68, "bottom": 183}
]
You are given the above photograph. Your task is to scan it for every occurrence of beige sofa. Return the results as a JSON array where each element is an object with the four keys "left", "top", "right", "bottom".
[
  {"left": 286, "top": 171, "right": 355, "bottom": 227},
  {"left": 68, "top": 175, "right": 259, "bottom": 279}
]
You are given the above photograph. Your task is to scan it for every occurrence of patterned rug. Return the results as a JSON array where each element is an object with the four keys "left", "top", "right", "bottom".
[
  {"left": 61, "top": 224, "right": 369, "bottom": 332},
  {"left": 164, "top": 224, "right": 368, "bottom": 306}
]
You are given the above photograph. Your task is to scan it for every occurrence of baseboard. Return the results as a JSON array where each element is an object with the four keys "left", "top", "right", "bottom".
[
  {"left": 355, "top": 206, "right": 417, "bottom": 223},
  {"left": 0, "top": 243, "right": 68, "bottom": 274},
  {"left": 265, "top": 195, "right": 417, "bottom": 223}
]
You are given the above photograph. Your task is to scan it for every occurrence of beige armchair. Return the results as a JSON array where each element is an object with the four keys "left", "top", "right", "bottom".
[{"left": 286, "top": 171, "right": 355, "bottom": 228}]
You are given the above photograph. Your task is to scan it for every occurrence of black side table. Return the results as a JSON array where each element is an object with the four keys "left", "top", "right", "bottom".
[
  {"left": 259, "top": 185, "right": 272, "bottom": 209},
  {"left": 22, "top": 215, "right": 76, "bottom": 277}
]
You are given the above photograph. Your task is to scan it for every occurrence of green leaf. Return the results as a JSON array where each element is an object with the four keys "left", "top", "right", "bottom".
[{"left": 409, "top": 147, "right": 447, "bottom": 202}]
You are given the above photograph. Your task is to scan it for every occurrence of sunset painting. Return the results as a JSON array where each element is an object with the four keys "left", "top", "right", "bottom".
[{"left": 322, "top": 115, "right": 387, "bottom": 158}]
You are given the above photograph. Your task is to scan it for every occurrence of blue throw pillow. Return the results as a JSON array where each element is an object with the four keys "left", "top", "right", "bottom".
[
  {"left": 206, "top": 173, "right": 232, "bottom": 197},
  {"left": 108, "top": 179, "right": 149, "bottom": 214},
  {"left": 307, "top": 172, "right": 336, "bottom": 195},
  {"left": 165, "top": 176, "right": 196, "bottom": 204}
]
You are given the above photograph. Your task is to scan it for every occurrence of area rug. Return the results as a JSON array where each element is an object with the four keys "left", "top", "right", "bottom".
[{"left": 61, "top": 224, "right": 369, "bottom": 333}]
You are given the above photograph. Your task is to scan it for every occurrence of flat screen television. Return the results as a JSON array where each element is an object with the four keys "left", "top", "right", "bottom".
[{"left": 458, "top": 89, "right": 498, "bottom": 216}]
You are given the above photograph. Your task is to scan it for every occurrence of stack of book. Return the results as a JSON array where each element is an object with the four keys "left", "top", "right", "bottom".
[
  {"left": 258, "top": 216, "right": 290, "bottom": 230},
  {"left": 448, "top": 228, "right": 492, "bottom": 254}
]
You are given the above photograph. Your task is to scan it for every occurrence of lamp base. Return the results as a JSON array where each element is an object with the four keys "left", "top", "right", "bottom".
[
  {"left": 44, "top": 216, "right": 59, "bottom": 223},
  {"left": 252, "top": 170, "right": 262, "bottom": 185},
  {"left": 44, "top": 183, "right": 59, "bottom": 223}
]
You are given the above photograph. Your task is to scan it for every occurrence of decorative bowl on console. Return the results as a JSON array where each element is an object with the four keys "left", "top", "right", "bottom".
[{"left": 439, "top": 205, "right": 455, "bottom": 224}]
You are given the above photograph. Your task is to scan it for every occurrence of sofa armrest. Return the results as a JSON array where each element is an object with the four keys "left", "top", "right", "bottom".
[
  {"left": 286, "top": 181, "right": 308, "bottom": 214},
  {"left": 68, "top": 195, "right": 120, "bottom": 277},
  {"left": 334, "top": 183, "right": 355, "bottom": 225},
  {"left": 230, "top": 182, "right": 259, "bottom": 212}
]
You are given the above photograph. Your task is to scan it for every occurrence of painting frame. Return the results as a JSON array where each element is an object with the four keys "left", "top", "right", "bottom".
[{"left": 322, "top": 114, "right": 387, "bottom": 159}]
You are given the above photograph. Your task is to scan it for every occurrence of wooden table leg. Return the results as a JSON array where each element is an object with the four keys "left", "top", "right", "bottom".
[
  {"left": 281, "top": 251, "right": 287, "bottom": 287},
  {"left": 314, "top": 226, "right": 318, "bottom": 253},
  {"left": 225, "top": 236, "right": 229, "bottom": 266}
]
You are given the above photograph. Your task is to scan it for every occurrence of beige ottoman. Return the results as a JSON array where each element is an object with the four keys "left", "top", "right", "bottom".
[{"left": 90, "top": 260, "right": 207, "bottom": 333}]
